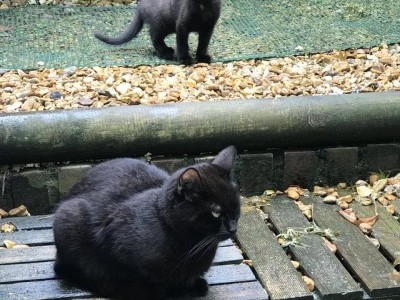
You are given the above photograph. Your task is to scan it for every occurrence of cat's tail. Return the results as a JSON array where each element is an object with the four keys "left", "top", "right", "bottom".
[{"left": 94, "top": 12, "right": 144, "bottom": 45}]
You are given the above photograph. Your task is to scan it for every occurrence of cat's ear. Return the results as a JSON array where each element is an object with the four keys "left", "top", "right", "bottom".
[
  {"left": 178, "top": 168, "right": 203, "bottom": 202},
  {"left": 212, "top": 146, "right": 237, "bottom": 173}
]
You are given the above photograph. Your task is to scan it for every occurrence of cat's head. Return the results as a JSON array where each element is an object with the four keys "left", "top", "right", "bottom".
[{"left": 169, "top": 146, "right": 241, "bottom": 241}]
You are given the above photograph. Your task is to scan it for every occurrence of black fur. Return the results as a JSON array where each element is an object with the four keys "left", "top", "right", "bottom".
[
  {"left": 94, "top": 0, "right": 221, "bottom": 65},
  {"left": 53, "top": 146, "right": 240, "bottom": 300}
]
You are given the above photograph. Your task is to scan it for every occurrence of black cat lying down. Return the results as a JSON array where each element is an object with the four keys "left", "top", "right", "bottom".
[
  {"left": 53, "top": 146, "right": 240, "bottom": 300},
  {"left": 94, "top": 0, "right": 221, "bottom": 65}
]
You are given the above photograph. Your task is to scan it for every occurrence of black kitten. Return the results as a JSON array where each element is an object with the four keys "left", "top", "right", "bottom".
[
  {"left": 53, "top": 146, "right": 240, "bottom": 300},
  {"left": 94, "top": 0, "right": 221, "bottom": 65}
]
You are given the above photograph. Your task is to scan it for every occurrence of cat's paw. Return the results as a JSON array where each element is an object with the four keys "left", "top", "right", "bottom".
[
  {"left": 196, "top": 54, "right": 211, "bottom": 64},
  {"left": 178, "top": 55, "right": 193, "bottom": 65},
  {"left": 158, "top": 47, "right": 175, "bottom": 61},
  {"left": 189, "top": 277, "right": 209, "bottom": 297}
]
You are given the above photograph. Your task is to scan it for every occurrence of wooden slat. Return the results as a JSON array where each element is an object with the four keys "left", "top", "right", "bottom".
[
  {"left": 213, "top": 246, "right": 243, "bottom": 265},
  {"left": 2, "top": 215, "right": 54, "bottom": 230},
  {"left": 0, "top": 279, "right": 91, "bottom": 300},
  {"left": 0, "top": 261, "right": 254, "bottom": 286},
  {"left": 219, "top": 239, "right": 234, "bottom": 247},
  {"left": 350, "top": 201, "right": 400, "bottom": 262},
  {"left": 237, "top": 210, "right": 312, "bottom": 300},
  {"left": 1, "top": 280, "right": 268, "bottom": 300},
  {"left": 0, "top": 229, "right": 54, "bottom": 246},
  {"left": 0, "top": 261, "right": 55, "bottom": 283},
  {"left": 201, "top": 281, "right": 269, "bottom": 300},
  {"left": 0, "top": 244, "right": 240, "bottom": 266},
  {"left": 266, "top": 196, "right": 363, "bottom": 300},
  {"left": 0, "top": 245, "right": 56, "bottom": 265},
  {"left": 311, "top": 200, "right": 400, "bottom": 297},
  {"left": 391, "top": 198, "right": 400, "bottom": 215}
]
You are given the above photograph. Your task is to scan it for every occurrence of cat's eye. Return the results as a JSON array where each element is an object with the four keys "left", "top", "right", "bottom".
[{"left": 211, "top": 211, "right": 220, "bottom": 218}]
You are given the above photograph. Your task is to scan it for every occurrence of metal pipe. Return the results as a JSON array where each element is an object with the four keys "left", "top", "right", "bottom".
[{"left": 0, "top": 91, "right": 399, "bottom": 164}]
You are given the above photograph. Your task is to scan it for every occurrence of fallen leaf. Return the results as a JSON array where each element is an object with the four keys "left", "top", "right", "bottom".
[
  {"left": 322, "top": 237, "right": 337, "bottom": 253},
  {"left": 0, "top": 222, "right": 15, "bottom": 233},
  {"left": 338, "top": 210, "right": 378, "bottom": 226},
  {"left": 8, "top": 205, "right": 30, "bottom": 217},
  {"left": 3, "top": 239, "right": 16, "bottom": 249},
  {"left": 0, "top": 208, "right": 8, "bottom": 218},
  {"left": 291, "top": 260, "right": 300, "bottom": 269},
  {"left": 242, "top": 259, "right": 253, "bottom": 266},
  {"left": 390, "top": 271, "right": 400, "bottom": 282},
  {"left": 359, "top": 223, "right": 372, "bottom": 234},
  {"left": 386, "top": 204, "right": 395, "bottom": 215},
  {"left": 302, "top": 276, "right": 315, "bottom": 291}
]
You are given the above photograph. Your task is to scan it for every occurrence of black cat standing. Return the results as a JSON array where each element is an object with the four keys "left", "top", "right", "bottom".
[
  {"left": 53, "top": 146, "right": 241, "bottom": 300},
  {"left": 94, "top": 0, "right": 221, "bottom": 65}
]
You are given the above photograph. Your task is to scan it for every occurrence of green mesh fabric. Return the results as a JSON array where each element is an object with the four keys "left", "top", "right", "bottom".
[{"left": 1, "top": 0, "right": 400, "bottom": 70}]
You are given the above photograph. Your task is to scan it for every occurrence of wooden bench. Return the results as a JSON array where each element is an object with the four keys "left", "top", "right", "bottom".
[
  {"left": 237, "top": 195, "right": 400, "bottom": 300},
  {"left": 0, "top": 215, "right": 268, "bottom": 300}
]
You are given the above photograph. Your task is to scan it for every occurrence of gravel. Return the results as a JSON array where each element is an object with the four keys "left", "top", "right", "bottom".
[{"left": 0, "top": 43, "right": 399, "bottom": 113}]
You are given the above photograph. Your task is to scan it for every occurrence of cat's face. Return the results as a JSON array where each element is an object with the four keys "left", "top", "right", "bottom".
[{"left": 172, "top": 146, "right": 241, "bottom": 241}]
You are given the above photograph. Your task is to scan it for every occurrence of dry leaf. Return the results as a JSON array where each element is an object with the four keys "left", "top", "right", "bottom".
[
  {"left": 0, "top": 208, "right": 8, "bottom": 218},
  {"left": 3, "top": 239, "right": 16, "bottom": 249},
  {"left": 322, "top": 237, "right": 337, "bottom": 253},
  {"left": 338, "top": 201, "right": 349, "bottom": 209},
  {"left": 287, "top": 189, "right": 300, "bottom": 200},
  {"left": 390, "top": 271, "right": 400, "bottom": 282},
  {"left": 338, "top": 210, "right": 378, "bottom": 226},
  {"left": 242, "top": 259, "right": 253, "bottom": 267},
  {"left": 372, "top": 179, "right": 387, "bottom": 192},
  {"left": 8, "top": 205, "right": 30, "bottom": 217},
  {"left": 338, "top": 195, "right": 353, "bottom": 203},
  {"left": 386, "top": 204, "right": 395, "bottom": 215},
  {"left": 359, "top": 223, "right": 372, "bottom": 234},
  {"left": 291, "top": 260, "right": 300, "bottom": 269},
  {"left": 0, "top": 222, "right": 15, "bottom": 233},
  {"left": 378, "top": 196, "right": 389, "bottom": 206},
  {"left": 357, "top": 186, "right": 373, "bottom": 198},
  {"left": 302, "top": 276, "right": 315, "bottom": 291}
]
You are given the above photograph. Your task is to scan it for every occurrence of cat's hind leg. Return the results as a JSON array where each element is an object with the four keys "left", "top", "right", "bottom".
[{"left": 150, "top": 28, "right": 174, "bottom": 61}]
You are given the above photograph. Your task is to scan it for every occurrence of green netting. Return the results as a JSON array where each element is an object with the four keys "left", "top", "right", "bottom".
[{"left": 1, "top": 0, "right": 400, "bottom": 70}]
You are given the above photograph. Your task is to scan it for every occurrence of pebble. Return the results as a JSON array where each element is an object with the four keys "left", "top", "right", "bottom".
[
  {"left": 50, "top": 91, "right": 63, "bottom": 99},
  {"left": 0, "top": 44, "right": 399, "bottom": 113}
]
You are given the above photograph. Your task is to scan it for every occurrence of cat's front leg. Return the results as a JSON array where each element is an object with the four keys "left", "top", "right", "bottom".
[
  {"left": 176, "top": 26, "right": 192, "bottom": 65},
  {"left": 187, "top": 277, "right": 209, "bottom": 297},
  {"left": 196, "top": 29, "right": 214, "bottom": 63}
]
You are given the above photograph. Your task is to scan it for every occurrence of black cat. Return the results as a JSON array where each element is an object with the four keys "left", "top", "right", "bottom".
[
  {"left": 94, "top": 0, "right": 221, "bottom": 65},
  {"left": 53, "top": 146, "right": 240, "bottom": 300}
]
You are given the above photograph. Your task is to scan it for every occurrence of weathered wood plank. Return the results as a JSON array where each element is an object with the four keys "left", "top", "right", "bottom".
[
  {"left": 205, "top": 264, "right": 256, "bottom": 285},
  {"left": 201, "top": 281, "right": 269, "bottom": 300},
  {"left": 1, "top": 215, "right": 54, "bottom": 230},
  {"left": 0, "top": 279, "right": 90, "bottom": 300},
  {"left": 350, "top": 201, "right": 400, "bottom": 262},
  {"left": 266, "top": 196, "right": 363, "bottom": 300},
  {"left": 311, "top": 200, "right": 400, "bottom": 297},
  {"left": 0, "top": 229, "right": 54, "bottom": 246},
  {"left": 0, "top": 261, "right": 254, "bottom": 286},
  {"left": 219, "top": 239, "right": 234, "bottom": 247},
  {"left": 391, "top": 198, "right": 400, "bottom": 215},
  {"left": 1, "top": 280, "right": 268, "bottom": 300},
  {"left": 213, "top": 246, "right": 243, "bottom": 265},
  {"left": 237, "top": 210, "right": 312, "bottom": 300},
  {"left": 0, "top": 244, "right": 239, "bottom": 266},
  {"left": 0, "top": 245, "right": 56, "bottom": 265},
  {"left": 0, "top": 261, "right": 55, "bottom": 283}
]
